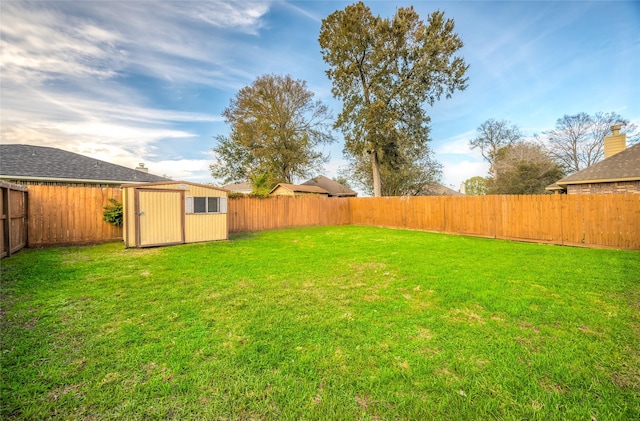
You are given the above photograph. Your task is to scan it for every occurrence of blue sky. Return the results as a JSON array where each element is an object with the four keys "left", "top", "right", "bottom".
[{"left": 2, "top": 1, "right": 639, "bottom": 191}]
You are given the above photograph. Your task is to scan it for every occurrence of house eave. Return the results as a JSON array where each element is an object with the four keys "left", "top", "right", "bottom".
[
  {"left": 556, "top": 176, "right": 640, "bottom": 186},
  {"left": 0, "top": 175, "right": 143, "bottom": 185}
]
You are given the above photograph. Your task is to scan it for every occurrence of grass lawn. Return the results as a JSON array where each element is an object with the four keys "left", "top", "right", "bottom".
[{"left": 1, "top": 226, "right": 639, "bottom": 420}]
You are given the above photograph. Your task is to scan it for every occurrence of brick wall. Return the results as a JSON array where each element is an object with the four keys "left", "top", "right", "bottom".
[{"left": 567, "top": 180, "right": 640, "bottom": 194}]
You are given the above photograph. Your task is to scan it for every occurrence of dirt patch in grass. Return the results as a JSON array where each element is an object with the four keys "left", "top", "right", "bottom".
[{"left": 445, "top": 307, "right": 486, "bottom": 325}]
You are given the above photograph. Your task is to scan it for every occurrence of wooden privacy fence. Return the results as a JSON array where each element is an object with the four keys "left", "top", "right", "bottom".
[
  {"left": 349, "top": 194, "right": 640, "bottom": 249},
  {"left": 27, "top": 185, "right": 122, "bottom": 247},
  {"left": 228, "top": 195, "right": 351, "bottom": 232},
  {"left": 1, "top": 181, "right": 28, "bottom": 258},
  {"left": 17, "top": 186, "right": 640, "bottom": 250}
]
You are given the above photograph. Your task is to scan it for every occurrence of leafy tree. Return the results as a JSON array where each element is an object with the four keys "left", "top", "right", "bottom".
[
  {"left": 319, "top": 2, "right": 468, "bottom": 196},
  {"left": 332, "top": 176, "right": 352, "bottom": 190},
  {"left": 463, "top": 176, "right": 489, "bottom": 195},
  {"left": 489, "top": 142, "right": 563, "bottom": 194},
  {"left": 343, "top": 141, "right": 442, "bottom": 196},
  {"left": 469, "top": 119, "right": 522, "bottom": 177},
  {"left": 210, "top": 74, "right": 334, "bottom": 186},
  {"left": 542, "top": 112, "right": 638, "bottom": 173},
  {"left": 102, "top": 198, "right": 123, "bottom": 226}
]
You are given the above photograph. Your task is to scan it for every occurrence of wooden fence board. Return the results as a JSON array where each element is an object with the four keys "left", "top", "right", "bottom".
[
  {"left": 1, "top": 181, "right": 28, "bottom": 258},
  {"left": 26, "top": 185, "right": 122, "bottom": 247}
]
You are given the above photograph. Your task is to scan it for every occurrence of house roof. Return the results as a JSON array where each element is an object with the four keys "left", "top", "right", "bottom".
[
  {"left": 554, "top": 143, "right": 640, "bottom": 186},
  {"left": 0, "top": 144, "right": 169, "bottom": 184},
  {"left": 301, "top": 175, "right": 358, "bottom": 197},
  {"left": 419, "top": 182, "right": 465, "bottom": 196},
  {"left": 270, "top": 183, "right": 330, "bottom": 195},
  {"left": 223, "top": 181, "right": 253, "bottom": 193}
]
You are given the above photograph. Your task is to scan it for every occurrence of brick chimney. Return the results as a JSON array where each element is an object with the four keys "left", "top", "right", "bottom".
[
  {"left": 604, "top": 124, "right": 626, "bottom": 159},
  {"left": 135, "top": 163, "right": 148, "bottom": 173}
]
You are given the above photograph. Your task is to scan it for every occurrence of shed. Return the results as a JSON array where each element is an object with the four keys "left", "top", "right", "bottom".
[{"left": 122, "top": 181, "right": 228, "bottom": 248}]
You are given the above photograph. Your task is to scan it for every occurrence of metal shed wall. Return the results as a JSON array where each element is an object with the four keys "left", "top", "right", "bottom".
[{"left": 122, "top": 181, "right": 228, "bottom": 248}]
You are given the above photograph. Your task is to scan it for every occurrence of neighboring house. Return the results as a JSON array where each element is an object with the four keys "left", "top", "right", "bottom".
[
  {"left": 301, "top": 175, "right": 358, "bottom": 197},
  {"left": 270, "top": 183, "right": 330, "bottom": 197},
  {"left": 546, "top": 126, "right": 640, "bottom": 194},
  {"left": 0, "top": 144, "right": 168, "bottom": 186},
  {"left": 418, "top": 182, "right": 465, "bottom": 196},
  {"left": 222, "top": 181, "right": 253, "bottom": 195}
]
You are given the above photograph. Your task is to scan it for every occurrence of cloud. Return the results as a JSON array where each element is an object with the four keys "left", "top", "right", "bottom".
[{"left": 441, "top": 160, "right": 489, "bottom": 190}]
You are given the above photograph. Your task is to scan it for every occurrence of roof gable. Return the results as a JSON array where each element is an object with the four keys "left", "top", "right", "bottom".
[
  {"left": 0, "top": 144, "right": 169, "bottom": 183},
  {"left": 270, "top": 183, "right": 330, "bottom": 195},
  {"left": 556, "top": 143, "right": 640, "bottom": 185},
  {"left": 301, "top": 175, "right": 357, "bottom": 197}
]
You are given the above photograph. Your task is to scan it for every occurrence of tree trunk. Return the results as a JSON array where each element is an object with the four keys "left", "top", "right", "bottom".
[{"left": 370, "top": 150, "right": 382, "bottom": 197}]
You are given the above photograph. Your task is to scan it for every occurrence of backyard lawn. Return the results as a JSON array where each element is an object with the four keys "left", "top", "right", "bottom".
[{"left": 1, "top": 226, "right": 639, "bottom": 420}]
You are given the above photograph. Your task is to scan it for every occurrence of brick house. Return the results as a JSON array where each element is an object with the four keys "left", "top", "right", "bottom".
[{"left": 546, "top": 125, "right": 640, "bottom": 194}]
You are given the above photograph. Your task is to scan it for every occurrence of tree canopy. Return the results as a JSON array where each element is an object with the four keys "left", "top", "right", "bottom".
[
  {"left": 469, "top": 119, "right": 522, "bottom": 177},
  {"left": 463, "top": 176, "right": 489, "bottom": 196},
  {"left": 319, "top": 2, "right": 468, "bottom": 196},
  {"left": 210, "top": 74, "right": 334, "bottom": 187},
  {"left": 489, "top": 142, "right": 563, "bottom": 194}
]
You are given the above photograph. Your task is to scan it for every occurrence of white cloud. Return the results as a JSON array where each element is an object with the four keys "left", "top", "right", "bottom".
[
  {"left": 441, "top": 160, "right": 489, "bottom": 190},
  {"left": 434, "top": 129, "right": 476, "bottom": 155}
]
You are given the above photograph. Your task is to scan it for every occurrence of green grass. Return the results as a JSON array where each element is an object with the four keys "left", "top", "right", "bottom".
[{"left": 1, "top": 226, "right": 639, "bottom": 420}]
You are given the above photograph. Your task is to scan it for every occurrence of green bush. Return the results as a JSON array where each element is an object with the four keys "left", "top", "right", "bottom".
[{"left": 102, "top": 198, "right": 123, "bottom": 226}]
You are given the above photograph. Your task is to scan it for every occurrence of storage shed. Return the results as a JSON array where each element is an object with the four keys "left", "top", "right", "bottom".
[{"left": 122, "top": 181, "right": 228, "bottom": 248}]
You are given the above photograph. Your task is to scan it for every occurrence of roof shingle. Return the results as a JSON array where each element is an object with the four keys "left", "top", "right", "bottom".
[
  {"left": 0, "top": 144, "right": 169, "bottom": 183},
  {"left": 555, "top": 143, "right": 640, "bottom": 185}
]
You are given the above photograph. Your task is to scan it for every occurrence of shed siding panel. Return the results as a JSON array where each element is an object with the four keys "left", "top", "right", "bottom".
[
  {"left": 185, "top": 214, "right": 227, "bottom": 243},
  {"left": 138, "top": 191, "right": 183, "bottom": 246}
]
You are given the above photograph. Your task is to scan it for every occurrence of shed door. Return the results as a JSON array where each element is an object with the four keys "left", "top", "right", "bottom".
[{"left": 137, "top": 190, "right": 184, "bottom": 247}]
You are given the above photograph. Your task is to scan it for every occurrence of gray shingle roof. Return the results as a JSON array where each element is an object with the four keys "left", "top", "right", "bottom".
[
  {"left": 301, "top": 175, "right": 357, "bottom": 197},
  {"left": 555, "top": 143, "right": 640, "bottom": 185},
  {"left": 0, "top": 144, "right": 169, "bottom": 183}
]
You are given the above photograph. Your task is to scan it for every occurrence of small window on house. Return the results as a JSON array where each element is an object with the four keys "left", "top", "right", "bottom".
[{"left": 186, "top": 196, "right": 227, "bottom": 214}]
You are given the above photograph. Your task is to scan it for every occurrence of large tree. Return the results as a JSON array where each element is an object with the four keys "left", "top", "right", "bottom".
[
  {"left": 489, "top": 142, "right": 564, "bottom": 194},
  {"left": 210, "top": 74, "right": 334, "bottom": 186},
  {"left": 343, "top": 141, "right": 442, "bottom": 196},
  {"left": 319, "top": 2, "right": 468, "bottom": 196},
  {"left": 468, "top": 119, "right": 522, "bottom": 178},
  {"left": 542, "top": 112, "right": 638, "bottom": 173},
  {"left": 463, "top": 176, "right": 489, "bottom": 196}
]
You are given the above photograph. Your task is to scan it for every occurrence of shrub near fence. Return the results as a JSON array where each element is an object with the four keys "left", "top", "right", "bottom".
[{"left": 27, "top": 185, "right": 122, "bottom": 247}]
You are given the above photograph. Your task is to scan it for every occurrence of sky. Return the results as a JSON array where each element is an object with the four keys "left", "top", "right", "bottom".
[{"left": 2, "top": 1, "right": 639, "bottom": 192}]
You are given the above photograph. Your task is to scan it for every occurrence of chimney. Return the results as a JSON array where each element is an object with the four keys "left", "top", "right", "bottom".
[
  {"left": 135, "top": 163, "right": 148, "bottom": 173},
  {"left": 604, "top": 124, "right": 626, "bottom": 159},
  {"left": 459, "top": 182, "right": 466, "bottom": 195}
]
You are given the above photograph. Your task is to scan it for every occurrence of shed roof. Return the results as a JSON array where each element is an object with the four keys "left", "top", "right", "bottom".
[
  {"left": 121, "top": 180, "right": 228, "bottom": 192},
  {"left": 270, "top": 183, "right": 330, "bottom": 195},
  {"left": 554, "top": 143, "right": 640, "bottom": 186},
  {"left": 301, "top": 175, "right": 357, "bottom": 197},
  {"left": 0, "top": 144, "right": 169, "bottom": 184}
]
